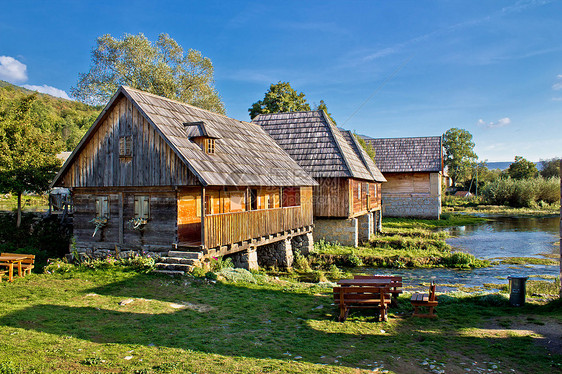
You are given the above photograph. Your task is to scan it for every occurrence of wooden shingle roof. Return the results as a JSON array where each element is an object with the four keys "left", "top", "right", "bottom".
[
  {"left": 252, "top": 111, "right": 386, "bottom": 182},
  {"left": 53, "top": 86, "right": 316, "bottom": 187},
  {"left": 363, "top": 136, "right": 443, "bottom": 173}
]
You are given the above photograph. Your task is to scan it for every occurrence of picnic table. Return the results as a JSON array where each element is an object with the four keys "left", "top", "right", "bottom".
[
  {"left": 334, "top": 278, "right": 394, "bottom": 322},
  {"left": 0, "top": 254, "right": 27, "bottom": 282}
]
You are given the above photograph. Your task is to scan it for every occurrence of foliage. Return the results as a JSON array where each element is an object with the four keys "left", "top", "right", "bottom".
[
  {"left": 71, "top": 33, "right": 225, "bottom": 114},
  {"left": 249, "top": 81, "right": 311, "bottom": 119},
  {"left": 209, "top": 256, "right": 234, "bottom": 271},
  {"left": 480, "top": 177, "right": 559, "bottom": 207},
  {"left": 507, "top": 156, "right": 538, "bottom": 179},
  {"left": 354, "top": 134, "right": 377, "bottom": 162},
  {"left": 0, "top": 81, "right": 100, "bottom": 151},
  {"left": 443, "top": 128, "right": 478, "bottom": 186},
  {"left": 79, "top": 253, "right": 155, "bottom": 272},
  {"left": 0, "top": 212, "right": 71, "bottom": 271},
  {"left": 0, "top": 94, "right": 63, "bottom": 226},
  {"left": 293, "top": 249, "right": 312, "bottom": 272},
  {"left": 315, "top": 99, "right": 337, "bottom": 124},
  {"left": 90, "top": 216, "right": 108, "bottom": 237},
  {"left": 43, "top": 258, "right": 75, "bottom": 274},
  {"left": 128, "top": 217, "right": 147, "bottom": 230},
  {"left": 539, "top": 157, "right": 560, "bottom": 179}
]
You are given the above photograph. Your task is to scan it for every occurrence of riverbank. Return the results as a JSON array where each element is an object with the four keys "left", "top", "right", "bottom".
[{"left": 0, "top": 266, "right": 559, "bottom": 373}]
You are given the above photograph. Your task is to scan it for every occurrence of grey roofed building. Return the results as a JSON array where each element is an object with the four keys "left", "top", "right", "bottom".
[
  {"left": 53, "top": 86, "right": 316, "bottom": 188},
  {"left": 253, "top": 110, "right": 386, "bottom": 247},
  {"left": 361, "top": 136, "right": 443, "bottom": 173},
  {"left": 253, "top": 110, "right": 385, "bottom": 182}
]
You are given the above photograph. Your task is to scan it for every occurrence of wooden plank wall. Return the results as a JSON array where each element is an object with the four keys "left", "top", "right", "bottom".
[
  {"left": 382, "top": 172, "right": 431, "bottom": 195},
  {"left": 313, "top": 178, "right": 349, "bottom": 217},
  {"left": 369, "top": 182, "right": 382, "bottom": 210},
  {"left": 62, "top": 96, "right": 198, "bottom": 188},
  {"left": 204, "top": 186, "right": 313, "bottom": 249},
  {"left": 73, "top": 187, "right": 177, "bottom": 251}
]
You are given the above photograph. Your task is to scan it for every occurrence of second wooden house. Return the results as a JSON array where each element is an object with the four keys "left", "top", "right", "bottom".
[
  {"left": 51, "top": 86, "right": 317, "bottom": 272},
  {"left": 253, "top": 111, "right": 386, "bottom": 247}
]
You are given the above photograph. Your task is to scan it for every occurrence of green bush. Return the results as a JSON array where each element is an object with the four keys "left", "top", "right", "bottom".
[
  {"left": 43, "top": 258, "right": 75, "bottom": 274},
  {"left": 480, "top": 177, "right": 559, "bottom": 207}
]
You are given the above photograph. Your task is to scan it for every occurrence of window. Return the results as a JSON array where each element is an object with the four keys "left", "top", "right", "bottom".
[
  {"left": 204, "top": 138, "right": 215, "bottom": 154},
  {"left": 95, "top": 196, "right": 109, "bottom": 218},
  {"left": 134, "top": 196, "right": 150, "bottom": 219},
  {"left": 357, "top": 182, "right": 361, "bottom": 199},
  {"left": 249, "top": 189, "right": 258, "bottom": 210},
  {"left": 230, "top": 192, "right": 244, "bottom": 212},
  {"left": 267, "top": 194, "right": 274, "bottom": 209},
  {"left": 119, "top": 136, "right": 132, "bottom": 157},
  {"left": 282, "top": 187, "right": 301, "bottom": 207}
]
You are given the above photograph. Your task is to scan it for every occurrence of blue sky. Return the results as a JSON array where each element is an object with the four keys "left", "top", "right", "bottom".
[{"left": 1, "top": 0, "right": 561, "bottom": 162}]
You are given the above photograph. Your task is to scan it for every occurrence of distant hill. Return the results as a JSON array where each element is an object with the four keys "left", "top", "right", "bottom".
[
  {"left": 485, "top": 161, "right": 544, "bottom": 171},
  {"left": 0, "top": 80, "right": 101, "bottom": 151}
]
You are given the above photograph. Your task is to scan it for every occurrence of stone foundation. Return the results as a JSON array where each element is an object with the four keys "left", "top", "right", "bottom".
[
  {"left": 230, "top": 247, "right": 259, "bottom": 270},
  {"left": 291, "top": 232, "right": 314, "bottom": 256},
  {"left": 314, "top": 217, "right": 358, "bottom": 247},
  {"left": 357, "top": 213, "right": 373, "bottom": 243},
  {"left": 256, "top": 238, "right": 293, "bottom": 269},
  {"left": 382, "top": 194, "right": 441, "bottom": 219},
  {"left": 373, "top": 210, "right": 382, "bottom": 233}
]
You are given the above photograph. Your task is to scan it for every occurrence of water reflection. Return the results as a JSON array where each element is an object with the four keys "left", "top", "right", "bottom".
[{"left": 359, "top": 216, "right": 560, "bottom": 292}]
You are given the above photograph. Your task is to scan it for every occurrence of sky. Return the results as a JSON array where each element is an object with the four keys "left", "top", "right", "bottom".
[{"left": 0, "top": 0, "right": 561, "bottom": 162}]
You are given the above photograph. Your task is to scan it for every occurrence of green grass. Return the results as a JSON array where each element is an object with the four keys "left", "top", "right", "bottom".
[
  {"left": 0, "top": 193, "right": 48, "bottom": 212},
  {"left": 497, "top": 257, "right": 559, "bottom": 266},
  {"left": 442, "top": 198, "right": 559, "bottom": 217},
  {"left": 0, "top": 267, "right": 560, "bottom": 373}
]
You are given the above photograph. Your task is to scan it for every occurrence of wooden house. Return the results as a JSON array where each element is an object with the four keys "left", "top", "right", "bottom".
[
  {"left": 253, "top": 111, "right": 386, "bottom": 247},
  {"left": 51, "top": 86, "right": 317, "bottom": 272},
  {"left": 362, "top": 136, "right": 443, "bottom": 219}
]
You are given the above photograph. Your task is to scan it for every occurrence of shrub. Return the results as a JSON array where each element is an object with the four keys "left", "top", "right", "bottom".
[
  {"left": 43, "top": 258, "right": 75, "bottom": 274},
  {"left": 293, "top": 249, "right": 312, "bottom": 272},
  {"left": 481, "top": 177, "right": 560, "bottom": 207},
  {"left": 209, "top": 256, "right": 233, "bottom": 271}
]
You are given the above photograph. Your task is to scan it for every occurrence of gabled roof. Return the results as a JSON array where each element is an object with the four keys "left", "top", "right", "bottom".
[
  {"left": 52, "top": 86, "right": 316, "bottom": 187},
  {"left": 339, "top": 130, "right": 386, "bottom": 182},
  {"left": 252, "top": 110, "right": 386, "bottom": 182},
  {"left": 362, "top": 136, "right": 443, "bottom": 173}
]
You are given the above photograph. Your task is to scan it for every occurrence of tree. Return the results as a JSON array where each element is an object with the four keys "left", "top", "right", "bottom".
[
  {"left": 0, "top": 94, "right": 62, "bottom": 227},
  {"left": 507, "top": 156, "right": 538, "bottom": 180},
  {"left": 71, "top": 33, "right": 225, "bottom": 114},
  {"left": 249, "top": 81, "right": 311, "bottom": 119},
  {"left": 539, "top": 158, "right": 560, "bottom": 179},
  {"left": 442, "top": 128, "right": 478, "bottom": 186},
  {"left": 315, "top": 99, "right": 337, "bottom": 125},
  {"left": 355, "top": 134, "right": 376, "bottom": 163}
]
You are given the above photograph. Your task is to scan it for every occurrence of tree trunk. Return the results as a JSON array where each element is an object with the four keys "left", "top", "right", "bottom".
[{"left": 16, "top": 192, "right": 22, "bottom": 228}]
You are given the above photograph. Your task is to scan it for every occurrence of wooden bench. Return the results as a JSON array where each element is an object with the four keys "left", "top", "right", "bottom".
[
  {"left": 333, "top": 286, "right": 391, "bottom": 322},
  {"left": 354, "top": 275, "right": 403, "bottom": 306},
  {"left": 0, "top": 270, "right": 5, "bottom": 282},
  {"left": 410, "top": 282, "right": 438, "bottom": 318},
  {"left": 0, "top": 253, "right": 35, "bottom": 276}
]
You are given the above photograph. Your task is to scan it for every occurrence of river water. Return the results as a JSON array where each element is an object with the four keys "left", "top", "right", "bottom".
[{"left": 360, "top": 216, "right": 560, "bottom": 292}]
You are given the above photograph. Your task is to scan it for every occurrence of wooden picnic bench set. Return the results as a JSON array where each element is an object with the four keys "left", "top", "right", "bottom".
[
  {"left": 333, "top": 275, "right": 438, "bottom": 322},
  {"left": 0, "top": 253, "right": 35, "bottom": 282}
]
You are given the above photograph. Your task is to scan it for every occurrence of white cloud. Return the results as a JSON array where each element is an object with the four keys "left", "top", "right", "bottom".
[
  {"left": 0, "top": 56, "right": 28, "bottom": 83},
  {"left": 22, "top": 84, "right": 71, "bottom": 100},
  {"left": 552, "top": 74, "right": 562, "bottom": 90},
  {"left": 477, "top": 117, "right": 511, "bottom": 128}
]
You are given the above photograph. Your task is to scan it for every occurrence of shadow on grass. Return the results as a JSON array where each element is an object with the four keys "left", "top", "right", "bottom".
[{"left": 0, "top": 272, "right": 561, "bottom": 372}]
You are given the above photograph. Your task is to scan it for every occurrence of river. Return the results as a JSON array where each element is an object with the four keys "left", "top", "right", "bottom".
[{"left": 360, "top": 216, "right": 560, "bottom": 292}]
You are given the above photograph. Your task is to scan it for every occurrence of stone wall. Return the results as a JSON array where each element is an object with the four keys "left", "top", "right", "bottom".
[
  {"left": 382, "top": 194, "right": 441, "bottom": 219},
  {"left": 256, "top": 238, "right": 293, "bottom": 269},
  {"left": 357, "top": 213, "right": 373, "bottom": 243},
  {"left": 230, "top": 247, "right": 258, "bottom": 270},
  {"left": 291, "top": 232, "right": 314, "bottom": 256},
  {"left": 314, "top": 217, "right": 358, "bottom": 247}
]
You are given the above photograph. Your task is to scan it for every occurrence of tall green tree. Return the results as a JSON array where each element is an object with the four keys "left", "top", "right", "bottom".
[
  {"left": 354, "top": 134, "right": 377, "bottom": 163},
  {"left": 443, "top": 128, "right": 478, "bottom": 186},
  {"left": 0, "top": 94, "right": 62, "bottom": 227},
  {"left": 249, "top": 81, "right": 311, "bottom": 119},
  {"left": 315, "top": 99, "right": 337, "bottom": 125},
  {"left": 507, "top": 156, "right": 538, "bottom": 180},
  {"left": 71, "top": 33, "right": 225, "bottom": 114},
  {"left": 539, "top": 158, "right": 560, "bottom": 179}
]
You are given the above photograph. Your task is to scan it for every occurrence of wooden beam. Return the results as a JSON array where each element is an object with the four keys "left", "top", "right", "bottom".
[
  {"left": 118, "top": 192, "right": 124, "bottom": 245},
  {"left": 201, "top": 186, "right": 206, "bottom": 249}
]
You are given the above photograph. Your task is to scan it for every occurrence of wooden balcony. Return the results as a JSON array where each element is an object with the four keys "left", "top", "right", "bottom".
[{"left": 204, "top": 206, "right": 312, "bottom": 249}]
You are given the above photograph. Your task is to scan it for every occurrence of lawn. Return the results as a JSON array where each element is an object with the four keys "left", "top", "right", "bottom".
[{"left": 0, "top": 267, "right": 560, "bottom": 373}]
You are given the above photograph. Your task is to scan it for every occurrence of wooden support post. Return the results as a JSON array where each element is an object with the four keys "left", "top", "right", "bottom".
[
  {"left": 201, "top": 186, "right": 206, "bottom": 249},
  {"left": 118, "top": 192, "right": 124, "bottom": 245}
]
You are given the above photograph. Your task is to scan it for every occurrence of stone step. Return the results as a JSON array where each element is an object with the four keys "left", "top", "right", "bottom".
[
  {"left": 160, "top": 257, "right": 199, "bottom": 265},
  {"left": 155, "top": 263, "right": 195, "bottom": 272},
  {"left": 167, "top": 251, "right": 203, "bottom": 259},
  {"left": 153, "top": 269, "right": 186, "bottom": 276}
]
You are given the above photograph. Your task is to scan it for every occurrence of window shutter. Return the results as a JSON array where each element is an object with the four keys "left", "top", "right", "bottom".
[
  {"left": 142, "top": 196, "right": 150, "bottom": 219},
  {"left": 102, "top": 196, "right": 109, "bottom": 217},
  {"left": 119, "top": 137, "right": 125, "bottom": 156},
  {"left": 134, "top": 196, "right": 140, "bottom": 218},
  {"left": 95, "top": 198, "right": 101, "bottom": 217}
]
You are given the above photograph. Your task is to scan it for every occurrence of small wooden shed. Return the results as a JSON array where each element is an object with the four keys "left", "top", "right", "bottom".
[
  {"left": 51, "top": 86, "right": 317, "bottom": 271},
  {"left": 253, "top": 111, "right": 386, "bottom": 246},
  {"left": 363, "top": 136, "right": 443, "bottom": 219}
]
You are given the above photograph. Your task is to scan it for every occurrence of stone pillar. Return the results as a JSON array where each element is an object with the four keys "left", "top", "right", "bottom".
[
  {"left": 231, "top": 246, "right": 258, "bottom": 271},
  {"left": 357, "top": 213, "right": 373, "bottom": 243},
  {"left": 291, "top": 232, "right": 314, "bottom": 256},
  {"left": 256, "top": 238, "right": 294, "bottom": 270},
  {"left": 373, "top": 210, "right": 382, "bottom": 233}
]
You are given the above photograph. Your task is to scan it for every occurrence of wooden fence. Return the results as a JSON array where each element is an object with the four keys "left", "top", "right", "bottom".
[{"left": 204, "top": 206, "right": 311, "bottom": 249}]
